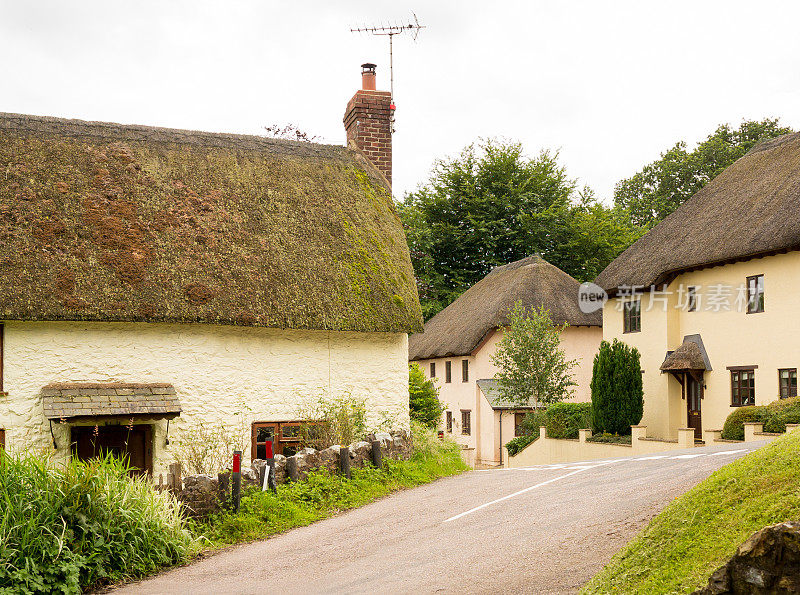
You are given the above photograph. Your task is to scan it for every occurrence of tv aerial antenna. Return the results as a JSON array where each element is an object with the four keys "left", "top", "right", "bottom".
[{"left": 350, "top": 12, "right": 425, "bottom": 102}]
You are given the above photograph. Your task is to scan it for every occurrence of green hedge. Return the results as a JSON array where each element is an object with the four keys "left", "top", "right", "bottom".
[
  {"left": 587, "top": 432, "right": 632, "bottom": 445},
  {"left": 505, "top": 435, "right": 536, "bottom": 457},
  {"left": 763, "top": 397, "right": 800, "bottom": 432},
  {"left": 721, "top": 397, "right": 800, "bottom": 440},
  {"left": 545, "top": 402, "right": 592, "bottom": 439},
  {"left": 506, "top": 402, "right": 593, "bottom": 455}
]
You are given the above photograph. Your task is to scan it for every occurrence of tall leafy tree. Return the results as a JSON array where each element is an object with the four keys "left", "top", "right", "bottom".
[
  {"left": 491, "top": 302, "right": 578, "bottom": 407},
  {"left": 400, "top": 139, "right": 638, "bottom": 318},
  {"left": 614, "top": 119, "right": 793, "bottom": 228}
]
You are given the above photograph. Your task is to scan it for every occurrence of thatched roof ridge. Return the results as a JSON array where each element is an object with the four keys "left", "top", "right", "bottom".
[
  {"left": 408, "top": 255, "right": 601, "bottom": 360},
  {"left": 596, "top": 132, "right": 800, "bottom": 292},
  {"left": 0, "top": 112, "right": 350, "bottom": 158},
  {"left": 0, "top": 112, "right": 422, "bottom": 332}
]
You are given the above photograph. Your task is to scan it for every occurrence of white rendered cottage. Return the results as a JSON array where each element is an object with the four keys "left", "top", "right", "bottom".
[
  {"left": 0, "top": 65, "right": 422, "bottom": 475},
  {"left": 409, "top": 255, "right": 602, "bottom": 466}
]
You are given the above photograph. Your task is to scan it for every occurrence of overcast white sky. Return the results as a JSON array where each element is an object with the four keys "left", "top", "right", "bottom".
[{"left": 2, "top": 1, "right": 799, "bottom": 203}]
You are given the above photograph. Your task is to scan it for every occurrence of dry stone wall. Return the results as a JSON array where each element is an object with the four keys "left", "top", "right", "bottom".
[{"left": 178, "top": 431, "right": 411, "bottom": 518}]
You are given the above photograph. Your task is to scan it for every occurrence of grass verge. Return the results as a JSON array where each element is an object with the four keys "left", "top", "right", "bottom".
[
  {"left": 582, "top": 430, "right": 800, "bottom": 594},
  {"left": 194, "top": 425, "right": 467, "bottom": 548}
]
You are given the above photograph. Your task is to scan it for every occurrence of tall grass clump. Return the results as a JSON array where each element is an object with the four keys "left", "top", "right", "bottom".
[{"left": 0, "top": 452, "right": 193, "bottom": 593}]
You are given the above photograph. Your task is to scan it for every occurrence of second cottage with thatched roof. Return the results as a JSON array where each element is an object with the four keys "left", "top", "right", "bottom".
[
  {"left": 409, "top": 255, "right": 601, "bottom": 466},
  {"left": 596, "top": 131, "right": 800, "bottom": 441},
  {"left": 0, "top": 64, "right": 422, "bottom": 475}
]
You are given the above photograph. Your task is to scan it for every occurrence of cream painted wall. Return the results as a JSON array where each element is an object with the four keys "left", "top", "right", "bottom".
[
  {"left": 559, "top": 326, "right": 602, "bottom": 403},
  {"left": 414, "top": 324, "right": 602, "bottom": 464},
  {"left": 603, "top": 251, "right": 800, "bottom": 438},
  {"left": 0, "top": 321, "right": 410, "bottom": 474}
]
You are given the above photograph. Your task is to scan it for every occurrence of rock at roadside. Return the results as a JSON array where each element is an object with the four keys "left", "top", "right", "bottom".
[
  {"left": 318, "top": 446, "right": 342, "bottom": 475},
  {"left": 349, "top": 441, "right": 372, "bottom": 467},
  {"left": 694, "top": 521, "right": 800, "bottom": 594},
  {"left": 286, "top": 447, "right": 322, "bottom": 482}
]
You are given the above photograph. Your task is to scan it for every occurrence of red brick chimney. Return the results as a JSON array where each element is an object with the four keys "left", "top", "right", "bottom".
[{"left": 343, "top": 63, "right": 393, "bottom": 185}]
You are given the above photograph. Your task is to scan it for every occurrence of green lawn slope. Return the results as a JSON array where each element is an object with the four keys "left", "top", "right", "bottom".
[{"left": 582, "top": 430, "right": 800, "bottom": 594}]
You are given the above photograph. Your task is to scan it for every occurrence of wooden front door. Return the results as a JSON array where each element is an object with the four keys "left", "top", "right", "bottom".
[
  {"left": 686, "top": 373, "right": 702, "bottom": 439},
  {"left": 72, "top": 424, "right": 153, "bottom": 477}
]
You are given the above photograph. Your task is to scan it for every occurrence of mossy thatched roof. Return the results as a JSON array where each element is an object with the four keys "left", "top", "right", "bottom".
[
  {"left": 596, "top": 132, "right": 800, "bottom": 293},
  {"left": 408, "top": 255, "right": 600, "bottom": 360},
  {"left": 0, "top": 112, "right": 422, "bottom": 333}
]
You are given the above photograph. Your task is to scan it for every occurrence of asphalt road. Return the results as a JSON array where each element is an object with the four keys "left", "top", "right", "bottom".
[{"left": 115, "top": 441, "right": 766, "bottom": 595}]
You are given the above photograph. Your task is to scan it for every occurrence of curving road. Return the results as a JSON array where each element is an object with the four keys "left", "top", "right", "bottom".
[{"left": 113, "top": 441, "right": 765, "bottom": 595}]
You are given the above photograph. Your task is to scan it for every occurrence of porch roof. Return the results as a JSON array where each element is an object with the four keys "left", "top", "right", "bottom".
[
  {"left": 477, "top": 378, "right": 535, "bottom": 410},
  {"left": 660, "top": 334, "right": 712, "bottom": 372},
  {"left": 41, "top": 382, "right": 181, "bottom": 420}
]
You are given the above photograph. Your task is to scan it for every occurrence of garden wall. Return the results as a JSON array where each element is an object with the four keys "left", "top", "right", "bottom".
[
  {"left": 179, "top": 430, "right": 412, "bottom": 518},
  {"left": 506, "top": 423, "right": 795, "bottom": 468}
]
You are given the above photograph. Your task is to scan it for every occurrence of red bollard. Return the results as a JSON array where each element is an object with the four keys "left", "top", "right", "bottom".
[
  {"left": 262, "top": 440, "right": 277, "bottom": 493},
  {"left": 232, "top": 450, "right": 242, "bottom": 512}
]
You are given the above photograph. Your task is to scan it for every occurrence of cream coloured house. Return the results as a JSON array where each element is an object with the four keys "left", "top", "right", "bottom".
[
  {"left": 595, "top": 132, "right": 800, "bottom": 440},
  {"left": 0, "top": 65, "right": 423, "bottom": 475},
  {"left": 409, "top": 255, "right": 602, "bottom": 466}
]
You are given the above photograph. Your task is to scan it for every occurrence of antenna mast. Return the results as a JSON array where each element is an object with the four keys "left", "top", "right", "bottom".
[{"left": 350, "top": 12, "right": 425, "bottom": 103}]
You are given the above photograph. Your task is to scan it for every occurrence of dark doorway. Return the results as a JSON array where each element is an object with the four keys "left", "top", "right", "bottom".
[
  {"left": 72, "top": 424, "right": 153, "bottom": 477},
  {"left": 686, "top": 374, "right": 702, "bottom": 439}
]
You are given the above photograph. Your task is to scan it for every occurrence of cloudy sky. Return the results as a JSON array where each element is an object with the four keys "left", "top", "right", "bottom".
[{"left": 2, "top": 1, "right": 799, "bottom": 203}]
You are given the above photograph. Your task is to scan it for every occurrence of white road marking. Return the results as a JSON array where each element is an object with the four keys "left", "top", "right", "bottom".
[
  {"left": 484, "top": 448, "right": 752, "bottom": 474},
  {"left": 444, "top": 461, "right": 622, "bottom": 523}
]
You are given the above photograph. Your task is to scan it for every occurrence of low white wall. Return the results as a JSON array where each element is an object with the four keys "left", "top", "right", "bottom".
[
  {"left": 507, "top": 424, "right": 782, "bottom": 467},
  {"left": 0, "top": 321, "right": 409, "bottom": 474}
]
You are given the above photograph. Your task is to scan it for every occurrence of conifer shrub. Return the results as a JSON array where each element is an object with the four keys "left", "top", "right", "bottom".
[{"left": 590, "top": 340, "right": 644, "bottom": 435}]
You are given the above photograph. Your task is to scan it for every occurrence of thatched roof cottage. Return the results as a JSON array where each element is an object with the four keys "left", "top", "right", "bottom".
[
  {"left": 596, "top": 131, "right": 800, "bottom": 440},
  {"left": 0, "top": 64, "right": 422, "bottom": 474},
  {"left": 409, "top": 255, "right": 601, "bottom": 466}
]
